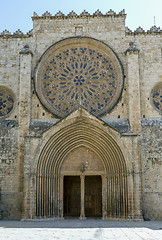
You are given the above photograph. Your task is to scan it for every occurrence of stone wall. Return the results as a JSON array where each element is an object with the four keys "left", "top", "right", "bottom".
[
  {"left": 0, "top": 121, "right": 21, "bottom": 219},
  {"left": 141, "top": 119, "right": 162, "bottom": 220}
]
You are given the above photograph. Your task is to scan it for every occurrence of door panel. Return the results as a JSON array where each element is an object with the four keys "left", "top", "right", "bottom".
[
  {"left": 85, "top": 176, "right": 102, "bottom": 217},
  {"left": 64, "top": 176, "right": 80, "bottom": 217}
]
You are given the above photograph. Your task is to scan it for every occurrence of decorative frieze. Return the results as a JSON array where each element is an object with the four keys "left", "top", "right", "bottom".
[
  {"left": 54, "top": 11, "right": 64, "bottom": 17},
  {"left": 126, "top": 25, "right": 162, "bottom": 35},
  {"left": 32, "top": 9, "right": 126, "bottom": 20},
  {"left": 80, "top": 10, "right": 90, "bottom": 17},
  {"left": 67, "top": 10, "right": 78, "bottom": 18},
  {"left": 93, "top": 9, "right": 103, "bottom": 16},
  {"left": 42, "top": 11, "right": 52, "bottom": 17},
  {"left": 148, "top": 25, "right": 162, "bottom": 33},
  {"left": 134, "top": 26, "right": 145, "bottom": 33},
  {"left": 0, "top": 29, "right": 11, "bottom": 35},
  {"left": 106, "top": 9, "right": 116, "bottom": 15},
  {"left": 13, "top": 29, "right": 24, "bottom": 35}
]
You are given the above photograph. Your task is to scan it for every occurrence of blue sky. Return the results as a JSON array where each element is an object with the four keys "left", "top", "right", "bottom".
[{"left": 0, "top": 0, "right": 162, "bottom": 33}]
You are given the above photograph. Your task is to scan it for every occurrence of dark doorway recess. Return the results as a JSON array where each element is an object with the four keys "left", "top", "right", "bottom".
[
  {"left": 85, "top": 176, "right": 102, "bottom": 217},
  {"left": 64, "top": 176, "right": 80, "bottom": 217}
]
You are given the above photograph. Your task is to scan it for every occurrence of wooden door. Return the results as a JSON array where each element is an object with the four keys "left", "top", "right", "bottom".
[
  {"left": 85, "top": 176, "right": 102, "bottom": 217},
  {"left": 64, "top": 176, "right": 80, "bottom": 217}
]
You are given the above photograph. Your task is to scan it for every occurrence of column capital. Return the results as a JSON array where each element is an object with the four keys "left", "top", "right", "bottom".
[
  {"left": 80, "top": 175, "right": 85, "bottom": 179},
  {"left": 101, "top": 174, "right": 107, "bottom": 179},
  {"left": 125, "top": 42, "right": 139, "bottom": 55},
  {"left": 19, "top": 45, "right": 33, "bottom": 56},
  {"left": 59, "top": 175, "right": 64, "bottom": 180}
]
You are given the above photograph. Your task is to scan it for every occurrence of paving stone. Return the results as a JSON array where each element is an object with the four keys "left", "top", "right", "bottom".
[{"left": 0, "top": 220, "right": 162, "bottom": 240}]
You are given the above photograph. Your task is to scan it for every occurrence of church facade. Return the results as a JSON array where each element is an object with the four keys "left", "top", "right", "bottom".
[{"left": 0, "top": 9, "right": 161, "bottom": 220}]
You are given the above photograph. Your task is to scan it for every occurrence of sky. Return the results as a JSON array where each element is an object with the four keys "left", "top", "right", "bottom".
[{"left": 0, "top": 0, "right": 162, "bottom": 34}]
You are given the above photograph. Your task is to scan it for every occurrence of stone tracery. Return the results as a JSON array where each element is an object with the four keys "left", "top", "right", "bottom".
[
  {"left": 151, "top": 83, "right": 162, "bottom": 112},
  {"left": 0, "top": 86, "right": 14, "bottom": 117},
  {"left": 35, "top": 38, "right": 124, "bottom": 118}
]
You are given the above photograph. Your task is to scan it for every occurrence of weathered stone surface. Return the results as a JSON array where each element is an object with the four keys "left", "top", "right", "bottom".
[{"left": 141, "top": 125, "right": 162, "bottom": 220}]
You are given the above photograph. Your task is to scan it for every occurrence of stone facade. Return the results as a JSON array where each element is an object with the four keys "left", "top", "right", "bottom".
[{"left": 0, "top": 9, "right": 161, "bottom": 220}]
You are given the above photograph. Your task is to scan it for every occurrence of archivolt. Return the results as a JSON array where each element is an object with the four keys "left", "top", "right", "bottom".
[
  {"left": 37, "top": 119, "right": 126, "bottom": 175},
  {"left": 36, "top": 118, "right": 129, "bottom": 218}
]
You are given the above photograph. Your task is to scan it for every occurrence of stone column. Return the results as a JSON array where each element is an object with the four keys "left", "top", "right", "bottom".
[
  {"left": 59, "top": 176, "right": 64, "bottom": 219},
  {"left": 19, "top": 45, "right": 33, "bottom": 130},
  {"left": 102, "top": 175, "right": 107, "bottom": 219},
  {"left": 126, "top": 42, "right": 141, "bottom": 133},
  {"left": 132, "top": 136, "right": 143, "bottom": 220},
  {"left": 126, "top": 44, "right": 142, "bottom": 220},
  {"left": 19, "top": 45, "right": 33, "bottom": 219},
  {"left": 80, "top": 175, "right": 86, "bottom": 219}
]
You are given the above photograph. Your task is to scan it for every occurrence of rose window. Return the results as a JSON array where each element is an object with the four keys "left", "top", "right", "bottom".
[
  {"left": 35, "top": 37, "right": 124, "bottom": 118},
  {"left": 151, "top": 83, "right": 162, "bottom": 112},
  {"left": 0, "top": 86, "right": 14, "bottom": 117}
]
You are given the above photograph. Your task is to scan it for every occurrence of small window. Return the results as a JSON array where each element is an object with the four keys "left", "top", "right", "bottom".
[{"left": 150, "top": 82, "right": 162, "bottom": 112}]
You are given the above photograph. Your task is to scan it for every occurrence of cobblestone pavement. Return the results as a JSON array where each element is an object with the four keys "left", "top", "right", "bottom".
[{"left": 0, "top": 219, "right": 162, "bottom": 240}]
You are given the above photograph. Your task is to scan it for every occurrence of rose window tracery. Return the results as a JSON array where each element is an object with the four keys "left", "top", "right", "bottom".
[
  {"left": 0, "top": 86, "right": 14, "bottom": 117},
  {"left": 151, "top": 83, "right": 162, "bottom": 112},
  {"left": 35, "top": 37, "right": 123, "bottom": 118}
]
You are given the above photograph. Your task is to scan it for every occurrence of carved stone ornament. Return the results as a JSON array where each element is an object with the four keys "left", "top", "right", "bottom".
[
  {"left": 35, "top": 37, "right": 124, "bottom": 118},
  {"left": 0, "top": 86, "right": 15, "bottom": 118},
  {"left": 80, "top": 10, "right": 90, "bottom": 17}
]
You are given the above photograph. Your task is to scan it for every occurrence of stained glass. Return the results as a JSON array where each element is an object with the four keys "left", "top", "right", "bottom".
[
  {"left": 35, "top": 38, "right": 123, "bottom": 117},
  {"left": 0, "top": 87, "right": 14, "bottom": 117},
  {"left": 152, "top": 85, "right": 162, "bottom": 112}
]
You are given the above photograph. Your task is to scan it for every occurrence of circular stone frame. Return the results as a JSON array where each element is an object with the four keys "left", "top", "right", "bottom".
[
  {"left": 150, "top": 82, "right": 162, "bottom": 113},
  {"left": 35, "top": 37, "right": 124, "bottom": 118},
  {"left": 0, "top": 85, "right": 15, "bottom": 119}
]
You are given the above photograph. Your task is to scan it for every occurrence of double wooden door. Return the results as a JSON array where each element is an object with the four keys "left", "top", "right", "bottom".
[{"left": 64, "top": 175, "right": 102, "bottom": 217}]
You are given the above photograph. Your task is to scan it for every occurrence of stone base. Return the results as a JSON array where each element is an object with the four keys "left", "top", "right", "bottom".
[{"left": 79, "top": 215, "right": 87, "bottom": 220}]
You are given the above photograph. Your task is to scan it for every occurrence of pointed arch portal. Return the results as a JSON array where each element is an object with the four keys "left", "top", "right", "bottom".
[{"left": 35, "top": 118, "right": 132, "bottom": 219}]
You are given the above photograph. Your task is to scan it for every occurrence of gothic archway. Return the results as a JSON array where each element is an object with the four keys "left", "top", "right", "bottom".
[{"left": 35, "top": 118, "right": 132, "bottom": 219}]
